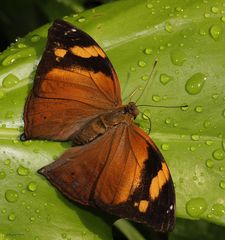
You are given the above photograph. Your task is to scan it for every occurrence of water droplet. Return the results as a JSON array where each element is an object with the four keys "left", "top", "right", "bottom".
[
  {"left": 4, "top": 159, "right": 11, "bottom": 166},
  {"left": 17, "top": 43, "right": 27, "bottom": 49},
  {"left": 211, "top": 7, "right": 219, "bottom": 13},
  {"left": 61, "top": 233, "right": 67, "bottom": 239},
  {"left": 141, "top": 75, "right": 148, "bottom": 81},
  {"left": 170, "top": 49, "right": 186, "bottom": 66},
  {"left": 146, "top": 3, "right": 153, "bottom": 8},
  {"left": 212, "top": 149, "right": 224, "bottom": 160},
  {"left": 2, "top": 74, "right": 19, "bottom": 88},
  {"left": 221, "top": 16, "right": 225, "bottom": 22},
  {"left": 203, "top": 120, "right": 211, "bottom": 128},
  {"left": 204, "top": 13, "right": 210, "bottom": 18},
  {"left": 144, "top": 48, "right": 153, "bottom": 55},
  {"left": 1, "top": 208, "right": 7, "bottom": 214},
  {"left": 191, "top": 134, "right": 200, "bottom": 141},
  {"left": 30, "top": 35, "right": 41, "bottom": 43},
  {"left": 77, "top": 17, "right": 86, "bottom": 23},
  {"left": 165, "top": 118, "right": 171, "bottom": 124},
  {"left": 186, "top": 198, "right": 207, "bottom": 218},
  {"left": 30, "top": 216, "right": 35, "bottom": 222},
  {"left": 211, "top": 203, "right": 225, "bottom": 217},
  {"left": 2, "top": 48, "right": 35, "bottom": 66},
  {"left": 209, "top": 25, "right": 222, "bottom": 40},
  {"left": 186, "top": 73, "right": 207, "bottom": 95},
  {"left": 211, "top": 93, "right": 219, "bottom": 100},
  {"left": 199, "top": 28, "right": 207, "bottom": 36},
  {"left": 222, "top": 109, "right": 225, "bottom": 117},
  {"left": 161, "top": 143, "right": 169, "bottom": 151},
  {"left": 8, "top": 213, "right": 16, "bottom": 221},
  {"left": 17, "top": 165, "right": 29, "bottom": 176},
  {"left": 190, "top": 146, "right": 196, "bottom": 152},
  {"left": 160, "top": 74, "right": 173, "bottom": 85},
  {"left": 165, "top": 22, "right": 173, "bottom": 33},
  {"left": 0, "top": 89, "right": 5, "bottom": 99},
  {"left": 138, "top": 60, "right": 146, "bottom": 67},
  {"left": 219, "top": 180, "right": 225, "bottom": 189},
  {"left": 27, "top": 181, "right": 38, "bottom": 192},
  {"left": 180, "top": 105, "right": 189, "bottom": 111},
  {"left": 0, "top": 171, "right": 6, "bottom": 180},
  {"left": 5, "top": 189, "right": 19, "bottom": 203},
  {"left": 152, "top": 95, "right": 160, "bottom": 102},
  {"left": 195, "top": 106, "right": 203, "bottom": 113},
  {"left": 205, "top": 140, "right": 213, "bottom": 146},
  {"left": 205, "top": 159, "right": 214, "bottom": 168}
]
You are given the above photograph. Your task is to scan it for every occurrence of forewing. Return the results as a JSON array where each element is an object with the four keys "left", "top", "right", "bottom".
[
  {"left": 24, "top": 19, "right": 122, "bottom": 140},
  {"left": 39, "top": 123, "right": 175, "bottom": 232}
]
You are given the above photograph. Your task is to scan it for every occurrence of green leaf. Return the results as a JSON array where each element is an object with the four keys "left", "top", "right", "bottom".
[{"left": 0, "top": 0, "right": 225, "bottom": 239}]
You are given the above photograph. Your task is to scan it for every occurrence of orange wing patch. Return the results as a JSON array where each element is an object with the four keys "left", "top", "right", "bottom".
[
  {"left": 139, "top": 200, "right": 149, "bottom": 213},
  {"left": 70, "top": 46, "right": 106, "bottom": 58},
  {"left": 149, "top": 162, "right": 170, "bottom": 201},
  {"left": 54, "top": 48, "right": 68, "bottom": 58}
]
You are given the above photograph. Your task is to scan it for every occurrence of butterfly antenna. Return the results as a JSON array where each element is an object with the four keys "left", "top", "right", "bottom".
[
  {"left": 137, "top": 104, "right": 188, "bottom": 109},
  {"left": 139, "top": 110, "right": 152, "bottom": 135},
  {"left": 123, "top": 86, "right": 142, "bottom": 103},
  {"left": 136, "top": 59, "right": 158, "bottom": 104}
]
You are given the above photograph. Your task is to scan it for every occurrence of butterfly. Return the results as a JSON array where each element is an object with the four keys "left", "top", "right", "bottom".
[{"left": 22, "top": 19, "right": 175, "bottom": 232}]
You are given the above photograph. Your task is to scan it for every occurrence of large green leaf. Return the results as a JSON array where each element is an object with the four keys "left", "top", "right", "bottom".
[{"left": 0, "top": 0, "right": 225, "bottom": 239}]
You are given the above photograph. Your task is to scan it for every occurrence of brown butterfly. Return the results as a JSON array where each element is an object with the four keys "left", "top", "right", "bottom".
[{"left": 22, "top": 19, "right": 175, "bottom": 232}]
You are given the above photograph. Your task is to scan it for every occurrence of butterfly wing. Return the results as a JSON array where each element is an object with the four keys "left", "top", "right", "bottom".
[
  {"left": 39, "top": 123, "right": 175, "bottom": 232},
  {"left": 24, "top": 19, "right": 122, "bottom": 141}
]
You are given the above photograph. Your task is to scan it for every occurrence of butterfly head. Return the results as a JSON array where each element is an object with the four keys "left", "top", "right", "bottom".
[{"left": 125, "top": 102, "right": 139, "bottom": 119}]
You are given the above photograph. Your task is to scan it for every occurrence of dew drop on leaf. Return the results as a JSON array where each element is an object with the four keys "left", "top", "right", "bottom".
[
  {"left": 77, "top": 17, "right": 86, "bottom": 23},
  {"left": 219, "top": 180, "right": 225, "bottom": 190},
  {"left": 205, "top": 159, "right": 214, "bottom": 168},
  {"left": 8, "top": 213, "right": 16, "bottom": 221},
  {"left": 30, "top": 35, "right": 41, "bottom": 43},
  {"left": 2, "top": 48, "right": 36, "bottom": 66},
  {"left": 143, "top": 48, "right": 153, "bottom": 55},
  {"left": 141, "top": 75, "right": 148, "bottom": 81},
  {"left": 165, "top": 118, "right": 171, "bottom": 124},
  {"left": 2, "top": 74, "right": 19, "bottom": 88},
  {"left": 27, "top": 181, "right": 38, "bottom": 192},
  {"left": 138, "top": 60, "right": 147, "bottom": 67},
  {"left": 209, "top": 25, "right": 222, "bottom": 40},
  {"left": 5, "top": 189, "right": 19, "bottom": 203},
  {"left": 17, "top": 165, "right": 29, "bottom": 176},
  {"left": 191, "top": 134, "right": 200, "bottom": 141},
  {"left": 203, "top": 120, "right": 211, "bottom": 128},
  {"left": 211, "top": 203, "right": 225, "bottom": 217},
  {"left": 152, "top": 95, "right": 160, "bottom": 102},
  {"left": 212, "top": 148, "right": 224, "bottom": 160},
  {"left": 4, "top": 159, "right": 11, "bottom": 166},
  {"left": 0, "top": 89, "right": 5, "bottom": 99},
  {"left": 161, "top": 143, "right": 169, "bottom": 151},
  {"left": 186, "top": 198, "right": 208, "bottom": 218},
  {"left": 211, "top": 6, "right": 219, "bottom": 13},
  {"left": 205, "top": 140, "right": 213, "bottom": 146},
  {"left": 160, "top": 73, "right": 173, "bottom": 85},
  {"left": 0, "top": 171, "right": 6, "bottom": 180},
  {"left": 165, "top": 22, "right": 173, "bottom": 33},
  {"left": 195, "top": 106, "right": 203, "bottom": 113},
  {"left": 185, "top": 73, "right": 206, "bottom": 95},
  {"left": 170, "top": 49, "right": 186, "bottom": 66}
]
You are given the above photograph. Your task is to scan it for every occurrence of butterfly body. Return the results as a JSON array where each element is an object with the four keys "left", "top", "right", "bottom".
[
  {"left": 73, "top": 102, "right": 138, "bottom": 145},
  {"left": 23, "top": 19, "right": 175, "bottom": 232}
]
